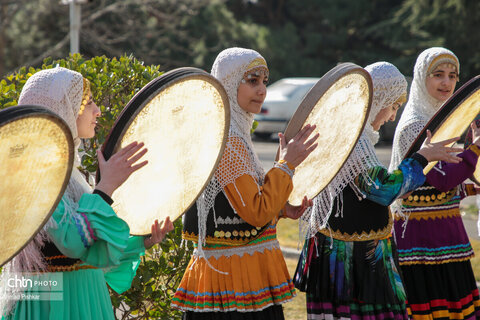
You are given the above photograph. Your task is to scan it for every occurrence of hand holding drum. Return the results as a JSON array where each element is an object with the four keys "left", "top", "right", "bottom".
[
  {"left": 96, "top": 141, "right": 149, "bottom": 197},
  {"left": 99, "top": 68, "right": 230, "bottom": 235},
  {"left": 278, "top": 124, "right": 319, "bottom": 168},
  {"left": 402, "top": 75, "right": 480, "bottom": 175},
  {"left": 416, "top": 130, "right": 463, "bottom": 163}
]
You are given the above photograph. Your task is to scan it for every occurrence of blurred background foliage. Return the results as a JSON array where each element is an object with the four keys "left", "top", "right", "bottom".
[{"left": 1, "top": 0, "right": 479, "bottom": 83}]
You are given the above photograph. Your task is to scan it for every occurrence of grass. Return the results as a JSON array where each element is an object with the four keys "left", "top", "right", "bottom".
[
  {"left": 277, "top": 218, "right": 302, "bottom": 249},
  {"left": 283, "top": 257, "right": 307, "bottom": 320}
]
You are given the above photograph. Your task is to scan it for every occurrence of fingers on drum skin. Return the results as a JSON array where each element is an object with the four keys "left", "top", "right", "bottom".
[
  {"left": 296, "top": 124, "right": 311, "bottom": 140},
  {"left": 299, "top": 124, "right": 317, "bottom": 143},
  {"left": 304, "top": 133, "right": 320, "bottom": 147},
  {"left": 123, "top": 143, "right": 145, "bottom": 160},
  {"left": 439, "top": 136, "right": 460, "bottom": 146},
  {"left": 127, "top": 148, "right": 148, "bottom": 165},
  {"left": 116, "top": 141, "right": 139, "bottom": 157}
]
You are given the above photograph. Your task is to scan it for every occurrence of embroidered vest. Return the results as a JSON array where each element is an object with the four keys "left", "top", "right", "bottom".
[
  {"left": 319, "top": 185, "right": 391, "bottom": 241},
  {"left": 183, "top": 191, "right": 269, "bottom": 246}
]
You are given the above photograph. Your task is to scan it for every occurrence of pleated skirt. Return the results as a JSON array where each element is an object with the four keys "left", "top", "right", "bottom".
[{"left": 294, "top": 232, "right": 408, "bottom": 320}]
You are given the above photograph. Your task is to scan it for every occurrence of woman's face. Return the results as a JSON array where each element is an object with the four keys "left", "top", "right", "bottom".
[
  {"left": 76, "top": 95, "right": 101, "bottom": 138},
  {"left": 237, "top": 70, "right": 268, "bottom": 114},
  {"left": 425, "top": 63, "right": 458, "bottom": 102},
  {"left": 371, "top": 102, "right": 401, "bottom": 131}
]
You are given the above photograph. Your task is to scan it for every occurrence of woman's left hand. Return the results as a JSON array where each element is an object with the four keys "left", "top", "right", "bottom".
[
  {"left": 284, "top": 196, "right": 313, "bottom": 220},
  {"left": 144, "top": 217, "right": 174, "bottom": 249}
]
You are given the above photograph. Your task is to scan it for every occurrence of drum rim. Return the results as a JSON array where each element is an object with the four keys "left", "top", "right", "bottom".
[
  {"left": 99, "top": 67, "right": 231, "bottom": 234},
  {"left": 102, "top": 67, "right": 201, "bottom": 159},
  {"left": 0, "top": 105, "right": 74, "bottom": 267},
  {"left": 403, "top": 75, "right": 480, "bottom": 162},
  {"left": 279, "top": 62, "right": 373, "bottom": 201}
]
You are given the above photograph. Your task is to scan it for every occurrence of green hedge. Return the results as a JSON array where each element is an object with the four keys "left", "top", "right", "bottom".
[{"left": 0, "top": 54, "right": 193, "bottom": 319}]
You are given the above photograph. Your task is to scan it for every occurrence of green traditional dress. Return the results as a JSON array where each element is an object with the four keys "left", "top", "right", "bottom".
[{"left": 2, "top": 193, "right": 145, "bottom": 320}]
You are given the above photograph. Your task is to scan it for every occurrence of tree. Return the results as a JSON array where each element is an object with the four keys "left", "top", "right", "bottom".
[
  {"left": 382, "top": 0, "right": 480, "bottom": 82},
  {"left": 0, "top": 0, "right": 268, "bottom": 78}
]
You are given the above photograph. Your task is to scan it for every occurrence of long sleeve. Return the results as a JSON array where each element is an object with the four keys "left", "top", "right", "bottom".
[
  {"left": 426, "top": 144, "right": 480, "bottom": 192},
  {"left": 47, "top": 193, "right": 145, "bottom": 294},
  {"left": 215, "top": 136, "right": 293, "bottom": 227},
  {"left": 355, "top": 156, "right": 426, "bottom": 206},
  {"left": 223, "top": 168, "right": 293, "bottom": 227}
]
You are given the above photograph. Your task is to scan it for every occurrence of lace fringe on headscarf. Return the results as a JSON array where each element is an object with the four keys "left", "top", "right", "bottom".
[
  {"left": 189, "top": 48, "right": 267, "bottom": 273},
  {"left": 0, "top": 67, "right": 92, "bottom": 317},
  {"left": 301, "top": 62, "right": 408, "bottom": 240},
  {"left": 389, "top": 48, "right": 459, "bottom": 222}
]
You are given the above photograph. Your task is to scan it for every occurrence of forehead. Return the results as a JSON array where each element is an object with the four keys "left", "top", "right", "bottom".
[{"left": 431, "top": 63, "right": 457, "bottom": 73}]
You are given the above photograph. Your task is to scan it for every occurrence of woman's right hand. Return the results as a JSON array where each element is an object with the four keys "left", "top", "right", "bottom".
[
  {"left": 416, "top": 130, "right": 463, "bottom": 163},
  {"left": 278, "top": 124, "right": 319, "bottom": 168},
  {"left": 96, "top": 141, "right": 148, "bottom": 197}
]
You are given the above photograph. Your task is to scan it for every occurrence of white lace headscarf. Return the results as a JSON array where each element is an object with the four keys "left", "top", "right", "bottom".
[
  {"left": 1, "top": 67, "right": 92, "bottom": 316},
  {"left": 389, "top": 47, "right": 459, "bottom": 172},
  {"left": 192, "top": 48, "right": 267, "bottom": 271},
  {"left": 301, "top": 62, "right": 408, "bottom": 239}
]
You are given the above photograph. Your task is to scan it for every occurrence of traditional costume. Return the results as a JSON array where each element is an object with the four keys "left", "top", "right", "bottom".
[
  {"left": 294, "top": 62, "right": 427, "bottom": 320},
  {"left": 0, "top": 67, "right": 145, "bottom": 320},
  {"left": 172, "top": 48, "right": 296, "bottom": 320},
  {"left": 390, "top": 47, "right": 480, "bottom": 320}
]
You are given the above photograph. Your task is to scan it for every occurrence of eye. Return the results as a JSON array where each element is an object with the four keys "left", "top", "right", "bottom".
[
  {"left": 263, "top": 78, "right": 269, "bottom": 85},
  {"left": 248, "top": 78, "right": 258, "bottom": 84},
  {"left": 449, "top": 74, "right": 457, "bottom": 80}
]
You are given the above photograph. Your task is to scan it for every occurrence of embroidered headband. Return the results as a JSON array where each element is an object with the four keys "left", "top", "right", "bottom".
[{"left": 79, "top": 78, "right": 91, "bottom": 115}]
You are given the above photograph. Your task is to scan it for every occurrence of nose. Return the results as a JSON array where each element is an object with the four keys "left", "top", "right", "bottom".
[
  {"left": 94, "top": 103, "right": 101, "bottom": 117},
  {"left": 258, "top": 84, "right": 266, "bottom": 97},
  {"left": 440, "top": 75, "right": 450, "bottom": 85}
]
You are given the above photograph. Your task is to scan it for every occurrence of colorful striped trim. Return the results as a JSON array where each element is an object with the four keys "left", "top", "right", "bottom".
[
  {"left": 80, "top": 212, "right": 97, "bottom": 241},
  {"left": 47, "top": 264, "right": 97, "bottom": 273},
  {"left": 186, "top": 225, "right": 277, "bottom": 250},
  {"left": 73, "top": 214, "right": 90, "bottom": 248},
  {"left": 408, "top": 288, "right": 480, "bottom": 320},
  {"left": 172, "top": 281, "right": 295, "bottom": 312},
  {"left": 399, "top": 255, "right": 474, "bottom": 266},
  {"left": 306, "top": 299, "right": 409, "bottom": 320},
  {"left": 398, "top": 243, "right": 473, "bottom": 255}
]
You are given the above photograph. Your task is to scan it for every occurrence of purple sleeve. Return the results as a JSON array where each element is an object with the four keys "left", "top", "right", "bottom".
[{"left": 426, "top": 148, "right": 479, "bottom": 192}]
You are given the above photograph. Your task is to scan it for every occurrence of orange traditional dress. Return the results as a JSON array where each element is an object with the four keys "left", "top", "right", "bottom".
[{"left": 172, "top": 48, "right": 296, "bottom": 320}]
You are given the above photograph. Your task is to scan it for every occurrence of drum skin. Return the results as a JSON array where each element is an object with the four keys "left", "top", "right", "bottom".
[
  {"left": 404, "top": 76, "right": 480, "bottom": 175},
  {"left": 281, "top": 63, "right": 372, "bottom": 206},
  {"left": 0, "top": 105, "right": 73, "bottom": 267},
  {"left": 101, "top": 68, "right": 230, "bottom": 235}
]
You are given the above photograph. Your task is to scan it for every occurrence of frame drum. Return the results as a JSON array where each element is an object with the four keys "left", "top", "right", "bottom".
[
  {"left": 463, "top": 117, "right": 480, "bottom": 185},
  {"left": 403, "top": 76, "right": 480, "bottom": 175},
  {"left": 281, "top": 63, "right": 372, "bottom": 206},
  {"left": 0, "top": 105, "right": 73, "bottom": 267},
  {"left": 101, "top": 68, "right": 230, "bottom": 235}
]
